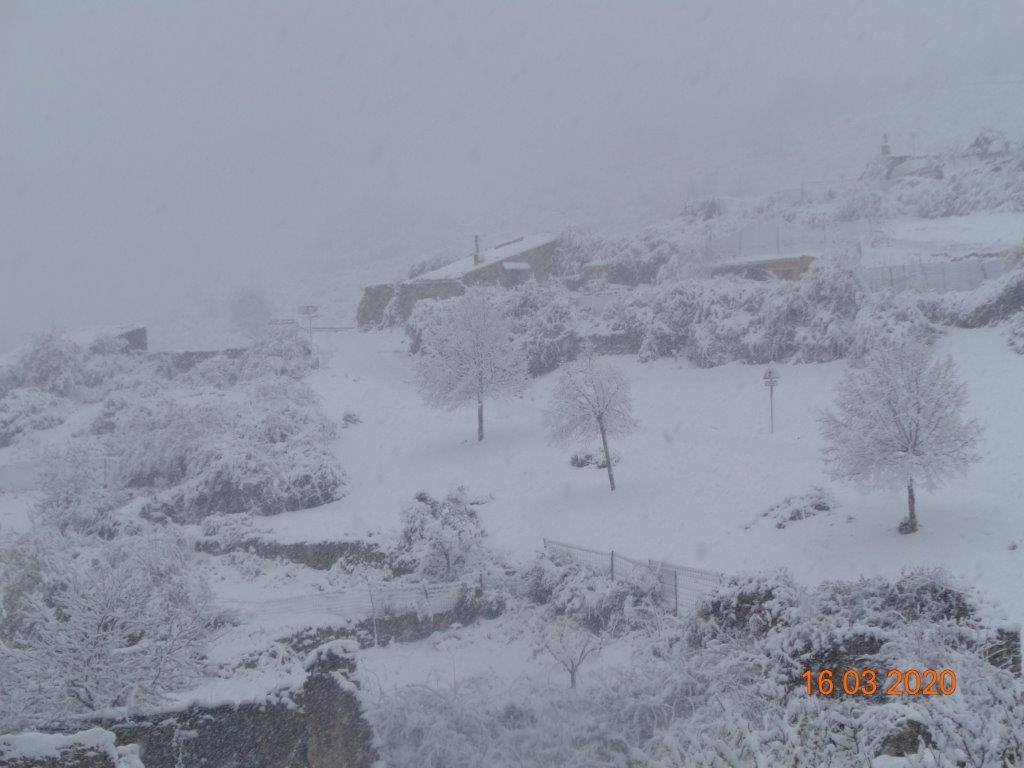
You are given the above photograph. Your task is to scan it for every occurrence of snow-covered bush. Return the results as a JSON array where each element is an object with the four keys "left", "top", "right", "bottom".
[
  {"left": 850, "top": 290, "right": 938, "bottom": 361},
  {"left": 34, "top": 444, "right": 130, "bottom": 537},
  {"left": 0, "top": 529, "right": 218, "bottom": 731},
  {"left": 396, "top": 488, "right": 488, "bottom": 581},
  {"left": 525, "top": 549, "right": 662, "bottom": 633},
  {"left": 0, "top": 387, "right": 69, "bottom": 447},
  {"left": 636, "top": 252, "right": 865, "bottom": 366},
  {"left": 746, "top": 487, "right": 836, "bottom": 530},
  {"left": 68, "top": 378, "right": 344, "bottom": 524},
  {"left": 11, "top": 333, "right": 86, "bottom": 397},
  {"left": 237, "top": 325, "right": 318, "bottom": 381},
  {"left": 499, "top": 281, "right": 582, "bottom": 376}
]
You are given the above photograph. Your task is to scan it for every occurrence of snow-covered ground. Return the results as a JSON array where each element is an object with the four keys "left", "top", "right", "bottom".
[{"left": 258, "top": 324, "right": 1024, "bottom": 624}]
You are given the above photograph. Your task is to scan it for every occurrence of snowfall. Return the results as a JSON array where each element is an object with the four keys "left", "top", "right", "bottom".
[{"left": 3, "top": 315, "right": 1021, "bottom": 709}]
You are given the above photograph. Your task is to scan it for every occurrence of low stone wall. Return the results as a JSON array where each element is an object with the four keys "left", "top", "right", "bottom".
[
  {"left": 197, "top": 536, "right": 388, "bottom": 571},
  {"left": 106, "top": 644, "right": 376, "bottom": 768},
  {"left": 0, "top": 729, "right": 127, "bottom": 768}
]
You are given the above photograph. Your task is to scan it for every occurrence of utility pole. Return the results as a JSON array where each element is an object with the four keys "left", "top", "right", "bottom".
[
  {"left": 473, "top": 235, "right": 480, "bottom": 265},
  {"left": 298, "top": 305, "right": 319, "bottom": 343}
]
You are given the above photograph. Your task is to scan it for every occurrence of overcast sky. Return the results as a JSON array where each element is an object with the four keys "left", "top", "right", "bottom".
[{"left": 2, "top": 1, "right": 1024, "bottom": 350}]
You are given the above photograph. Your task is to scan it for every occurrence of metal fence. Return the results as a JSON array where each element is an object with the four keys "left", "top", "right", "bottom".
[
  {"left": 542, "top": 538, "right": 725, "bottom": 615},
  {"left": 863, "top": 257, "right": 1014, "bottom": 293}
]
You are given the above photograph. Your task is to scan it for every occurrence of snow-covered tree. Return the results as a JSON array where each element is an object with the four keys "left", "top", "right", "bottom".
[
  {"left": 0, "top": 531, "right": 218, "bottom": 730},
  {"left": 414, "top": 287, "right": 528, "bottom": 441},
  {"left": 544, "top": 351, "right": 637, "bottom": 491},
  {"left": 819, "top": 341, "right": 982, "bottom": 534},
  {"left": 533, "top": 616, "right": 604, "bottom": 689}
]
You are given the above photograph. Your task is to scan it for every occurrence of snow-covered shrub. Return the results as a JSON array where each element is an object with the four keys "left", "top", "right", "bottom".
[
  {"left": 0, "top": 387, "right": 68, "bottom": 447},
  {"left": 34, "top": 444, "right": 130, "bottom": 537},
  {"left": 237, "top": 325, "right": 317, "bottom": 381},
  {"left": 74, "top": 378, "right": 344, "bottom": 523},
  {"left": 11, "top": 333, "right": 85, "bottom": 397},
  {"left": 850, "top": 290, "right": 938, "bottom": 362},
  {"left": 0, "top": 529, "right": 218, "bottom": 731},
  {"left": 746, "top": 487, "right": 835, "bottom": 530},
  {"left": 568, "top": 449, "right": 619, "bottom": 469},
  {"left": 396, "top": 488, "right": 488, "bottom": 581},
  {"left": 637, "top": 252, "right": 865, "bottom": 366},
  {"left": 525, "top": 549, "right": 662, "bottom": 633},
  {"left": 499, "top": 281, "right": 582, "bottom": 376},
  {"left": 186, "top": 354, "right": 241, "bottom": 389}
]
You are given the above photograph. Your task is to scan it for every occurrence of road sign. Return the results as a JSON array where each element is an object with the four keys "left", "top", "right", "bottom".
[{"left": 763, "top": 367, "right": 779, "bottom": 433}]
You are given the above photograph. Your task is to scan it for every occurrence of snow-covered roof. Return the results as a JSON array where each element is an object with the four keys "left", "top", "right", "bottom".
[
  {"left": 412, "top": 233, "right": 557, "bottom": 281},
  {"left": 63, "top": 323, "right": 145, "bottom": 347}
]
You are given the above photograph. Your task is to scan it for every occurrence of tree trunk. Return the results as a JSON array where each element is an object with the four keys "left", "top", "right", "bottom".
[
  {"left": 905, "top": 478, "right": 917, "bottom": 533},
  {"left": 477, "top": 397, "right": 484, "bottom": 442},
  {"left": 597, "top": 416, "right": 615, "bottom": 491},
  {"left": 569, "top": 667, "right": 577, "bottom": 689}
]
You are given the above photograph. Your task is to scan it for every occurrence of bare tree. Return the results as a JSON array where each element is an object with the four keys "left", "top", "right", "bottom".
[
  {"left": 414, "top": 287, "right": 528, "bottom": 441},
  {"left": 533, "top": 616, "right": 604, "bottom": 689},
  {"left": 545, "top": 350, "right": 637, "bottom": 491},
  {"left": 819, "top": 341, "right": 982, "bottom": 534}
]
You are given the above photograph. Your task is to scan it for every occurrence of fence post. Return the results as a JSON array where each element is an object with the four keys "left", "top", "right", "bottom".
[
  {"left": 610, "top": 550, "right": 615, "bottom": 580},
  {"left": 674, "top": 570, "right": 679, "bottom": 616}
]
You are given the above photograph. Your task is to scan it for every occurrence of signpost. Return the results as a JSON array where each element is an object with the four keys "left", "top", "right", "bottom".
[
  {"left": 763, "top": 366, "right": 779, "bottom": 434},
  {"left": 298, "top": 305, "right": 320, "bottom": 342}
]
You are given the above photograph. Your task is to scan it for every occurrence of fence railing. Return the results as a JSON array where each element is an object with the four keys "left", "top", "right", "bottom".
[{"left": 542, "top": 537, "right": 725, "bottom": 615}]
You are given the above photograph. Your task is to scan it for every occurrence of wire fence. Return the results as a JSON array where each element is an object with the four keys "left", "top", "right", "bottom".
[
  {"left": 863, "top": 257, "right": 1014, "bottom": 293},
  {"left": 542, "top": 538, "right": 725, "bottom": 615}
]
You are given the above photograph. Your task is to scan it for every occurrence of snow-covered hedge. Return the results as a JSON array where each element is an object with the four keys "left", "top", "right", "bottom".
[{"left": 633, "top": 253, "right": 865, "bottom": 366}]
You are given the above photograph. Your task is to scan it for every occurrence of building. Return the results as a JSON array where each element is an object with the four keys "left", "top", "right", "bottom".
[
  {"left": 357, "top": 234, "right": 559, "bottom": 328},
  {"left": 708, "top": 254, "right": 815, "bottom": 281}
]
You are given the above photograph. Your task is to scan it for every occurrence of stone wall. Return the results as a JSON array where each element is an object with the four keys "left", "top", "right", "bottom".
[{"left": 103, "top": 644, "right": 377, "bottom": 768}]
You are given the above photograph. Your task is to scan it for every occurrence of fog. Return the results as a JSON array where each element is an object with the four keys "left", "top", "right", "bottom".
[{"left": 2, "top": 0, "right": 1023, "bottom": 351}]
